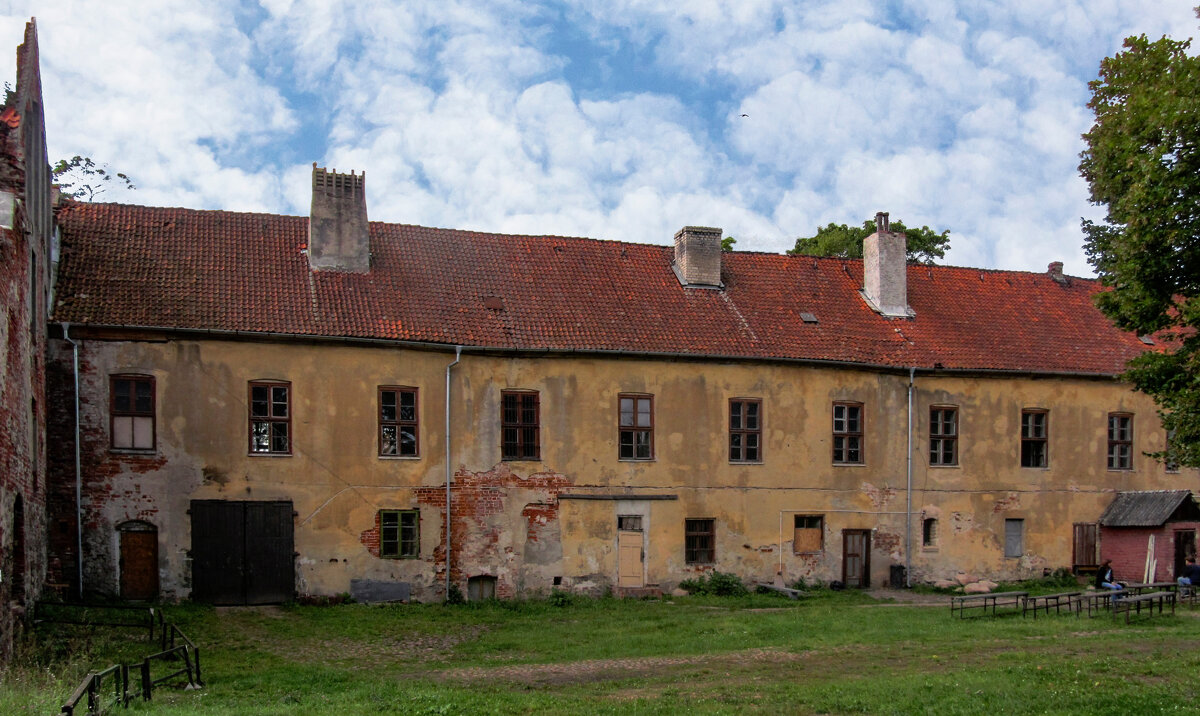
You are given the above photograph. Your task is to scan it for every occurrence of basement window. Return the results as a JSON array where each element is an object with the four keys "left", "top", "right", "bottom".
[
  {"left": 249, "top": 381, "right": 291, "bottom": 454},
  {"left": 1004, "top": 518, "right": 1024, "bottom": 558},
  {"left": 793, "top": 515, "right": 824, "bottom": 553},
  {"left": 110, "top": 375, "right": 155, "bottom": 451},
  {"left": 685, "top": 518, "right": 715, "bottom": 564},
  {"left": 922, "top": 518, "right": 938, "bottom": 548},
  {"left": 380, "top": 509, "right": 419, "bottom": 558}
]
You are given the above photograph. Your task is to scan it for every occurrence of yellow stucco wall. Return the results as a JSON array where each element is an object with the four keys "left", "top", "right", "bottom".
[{"left": 64, "top": 335, "right": 1200, "bottom": 600}]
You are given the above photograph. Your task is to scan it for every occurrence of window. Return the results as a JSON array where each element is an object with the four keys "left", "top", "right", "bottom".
[
  {"left": 1004, "top": 518, "right": 1024, "bottom": 558},
  {"left": 501, "top": 391, "right": 540, "bottom": 460},
  {"left": 729, "top": 399, "right": 762, "bottom": 462},
  {"left": 618, "top": 515, "right": 643, "bottom": 531},
  {"left": 793, "top": 515, "right": 823, "bottom": 553},
  {"left": 929, "top": 407, "right": 957, "bottom": 466},
  {"left": 1020, "top": 410, "right": 1047, "bottom": 468},
  {"left": 379, "top": 387, "right": 418, "bottom": 457},
  {"left": 832, "top": 402, "right": 863, "bottom": 464},
  {"left": 110, "top": 375, "right": 155, "bottom": 450},
  {"left": 249, "top": 381, "right": 290, "bottom": 454},
  {"left": 619, "top": 394, "right": 654, "bottom": 460},
  {"left": 380, "top": 509, "right": 419, "bottom": 558},
  {"left": 1107, "top": 413, "right": 1133, "bottom": 470},
  {"left": 923, "top": 518, "right": 938, "bottom": 548},
  {"left": 685, "top": 519, "right": 715, "bottom": 564}
]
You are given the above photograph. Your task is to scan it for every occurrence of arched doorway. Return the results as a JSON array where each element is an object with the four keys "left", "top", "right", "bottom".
[{"left": 118, "top": 521, "right": 158, "bottom": 600}]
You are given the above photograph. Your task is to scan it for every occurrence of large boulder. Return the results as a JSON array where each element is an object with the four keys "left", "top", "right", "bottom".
[
  {"left": 963, "top": 582, "right": 993, "bottom": 594},
  {"left": 933, "top": 580, "right": 958, "bottom": 589},
  {"left": 955, "top": 572, "right": 977, "bottom": 586}
]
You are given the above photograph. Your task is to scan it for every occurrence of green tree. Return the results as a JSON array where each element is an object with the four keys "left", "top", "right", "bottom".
[
  {"left": 721, "top": 235, "right": 737, "bottom": 252},
  {"left": 51, "top": 155, "right": 134, "bottom": 201},
  {"left": 788, "top": 218, "right": 949, "bottom": 264},
  {"left": 1080, "top": 31, "right": 1200, "bottom": 468}
]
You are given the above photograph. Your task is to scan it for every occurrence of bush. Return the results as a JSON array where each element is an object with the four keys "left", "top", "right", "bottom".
[
  {"left": 678, "top": 571, "right": 749, "bottom": 596},
  {"left": 790, "top": 578, "right": 825, "bottom": 592},
  {"left": 548, "top": 589, "right": 574, "bottom": 607},
  {"left": 445, "top": 583, "right": 466, "bottom": 605}
]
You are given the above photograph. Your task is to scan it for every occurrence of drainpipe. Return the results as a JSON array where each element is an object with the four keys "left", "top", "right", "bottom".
[
  {"left": 905, "top": 367, "right": 915, "bottom": 588},
  {"left": 444, "top": 346, "right": 461, "bottom": 598},
  {"left": 62, "top": 323, "right": 83, "bottom": 601}
]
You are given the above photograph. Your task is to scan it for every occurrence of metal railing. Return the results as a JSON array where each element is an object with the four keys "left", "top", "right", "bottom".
[
  {"left": 60, "top": 664, "right": 129, "bottom": 715},
  {"left": 36, "top": 603, "right": 162, "bottom": 642},
  {"left": 51, "top": 609, "right": 203, "bottom": 714}
]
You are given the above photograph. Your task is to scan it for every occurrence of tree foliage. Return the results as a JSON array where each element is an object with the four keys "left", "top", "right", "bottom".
[
  {"left": 51, "top": 155, "right": 134, "bottom": 202},
  {"left": 1080, "top": 33, "right": 1200, "bottom": 468},
  {"left": 788, "top": 218, "right": 950, "bottom": 264}
]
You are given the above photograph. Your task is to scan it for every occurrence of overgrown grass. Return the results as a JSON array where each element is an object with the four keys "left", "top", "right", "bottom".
[{"left": 4, "top": 591, "right": 1200, "bottom": 714}]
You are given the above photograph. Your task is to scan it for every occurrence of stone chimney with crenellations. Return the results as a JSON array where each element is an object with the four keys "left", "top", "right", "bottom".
[
  {"left": 308, "top": 163, "right": 370, "bottom": 273},
  {"left": 861, "top": 211, "right": 910, "bottom": 317}
]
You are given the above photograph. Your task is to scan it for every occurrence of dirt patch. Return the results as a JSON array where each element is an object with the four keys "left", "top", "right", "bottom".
[{"left": 435, "top": 647, "right": 810, "bottom": 686}]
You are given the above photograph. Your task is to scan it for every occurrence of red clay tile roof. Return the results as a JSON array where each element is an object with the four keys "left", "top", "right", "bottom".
[{"left": 52, "top": 202, "right": 1148, "bottom": 375}]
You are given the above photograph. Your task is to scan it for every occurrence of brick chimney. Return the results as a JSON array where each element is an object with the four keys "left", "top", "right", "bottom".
[
  {"left": 672, "top": 226, "right": 722, "bottom": 288},
  {"left": 861, "top": 211, "right": 910, "bottom": 317},
  {"left": 309, "top": 163, "right": 369, "bottom": 272},
  {"left": 1047, "top": 261, "right": 1069, "bottom": 286}
]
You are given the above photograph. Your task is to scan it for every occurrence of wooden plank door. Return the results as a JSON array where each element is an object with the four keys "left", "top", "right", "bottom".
[
  {"left": 842, "top": 530, "right": 871, "bottom": 588},
  {"left": 618, "top": 531, "right": 644, "bottom": 588},
  {"left": 120, "top": 529, "right": 159, "bottom": 600},
  {"left": 191, "top": 500, "right": 294, "bottom": 605}
]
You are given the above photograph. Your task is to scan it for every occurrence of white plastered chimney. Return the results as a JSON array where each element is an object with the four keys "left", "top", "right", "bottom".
[{"left": 861, "top": 211, "right": 911, "bottom": 318}]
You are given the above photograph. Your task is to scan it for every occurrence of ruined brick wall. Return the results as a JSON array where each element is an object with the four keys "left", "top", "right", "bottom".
[{"left": 0, "top": 20, "right": 52, "bottom": 662}]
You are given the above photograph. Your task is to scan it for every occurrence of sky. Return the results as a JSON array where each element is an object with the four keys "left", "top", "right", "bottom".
[{"left": 1, "top": 1, "right": 1196, "bottom": 276}]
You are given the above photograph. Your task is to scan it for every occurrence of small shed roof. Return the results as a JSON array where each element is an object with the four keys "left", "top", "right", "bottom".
[{"left": 1098, "top": 490, "right": 1197, "bottom": 527}]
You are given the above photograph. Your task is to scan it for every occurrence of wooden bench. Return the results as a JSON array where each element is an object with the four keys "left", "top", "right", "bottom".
[
  {"left": 1069, "top": 591, "right": 1116, "bottom": 618},
  {"left": 1125, "top": 582, "right": 1177, "bottom": 595},
  {"left": 1178, "top": 584, "right": 1199, "bottom": 606},
  {"left": 951, "top": 591, "right": 1027, "bottom": 618},
  {"left": 1022, "top": 591, "right": 1080, "bottom": 618},
  {"left": 1112, "top": 590, "right": 1175, "bottom": 624}
]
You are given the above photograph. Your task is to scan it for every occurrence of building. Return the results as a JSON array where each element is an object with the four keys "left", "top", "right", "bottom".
[
  {"left": 1097, "top": 490, "right": 1200, "bottom": 583},
  {"left": 40, "top": 165, "right": 1199, "bottom": 604},
  {"left": 0, "top": 20, "right": 53, "bottom": 655}
]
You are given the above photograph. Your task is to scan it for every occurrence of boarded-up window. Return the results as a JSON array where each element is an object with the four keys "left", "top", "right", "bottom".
[
  {"left": 111, "top": 375, "right": 155, "bottom": 450},
  {"left": 1004, "top": 518, "right": 1024, "bottom": 558},
  {"left": 1073, "top": 523, "right": 1098, "bottom": 570},
  {"left": 794, "top": 515, "right": 823, "bottom": 553}
]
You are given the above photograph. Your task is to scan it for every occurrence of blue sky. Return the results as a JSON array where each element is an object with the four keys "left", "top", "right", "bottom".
[{"left": 2, "top": 1, "right": 1196, "bottom": 275}]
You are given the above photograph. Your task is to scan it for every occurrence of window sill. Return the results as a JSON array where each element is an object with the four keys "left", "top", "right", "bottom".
[
  {"left": 619, "top": 458, "right": 656, "bottom": 463},
  {"left": 928, "top": 464, "right": 959, "bottom": 469},
  {"left": 109, "top": 448, "right": 157, "bottom": 455},
  {"left": 248, "top": 452, "right": 292, "bottom": 458},
  {"left": 502, "top": 458, "right": 542, "bottom": 463},
  {"left": 1020, "top": 466, "right": 1050, "bottom": 470},
  {"left": 832, "top": 462, "right": 865, "bottom": 467},
  {"left": 730, "top": 460, "right": 764, "bottom": 466},
  {"left": 379, "top": 455, "right": 421, "bottom": 461},
  {"left": 793, "top": 551, "right": 824, "bottom": 556},
  {"left": 922, "top": 546, "right": 939, "bottom": 553},
  {"left": 380, "top": 555, "right": 420, "bottom": 560},
  {"left": 1106, "top": 468, "right": 1134, "bottom": 472}
]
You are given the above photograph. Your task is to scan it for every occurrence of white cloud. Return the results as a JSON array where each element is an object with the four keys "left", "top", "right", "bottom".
[{"left": 2, "top": 0, "right": 1197, "bottom": 276}]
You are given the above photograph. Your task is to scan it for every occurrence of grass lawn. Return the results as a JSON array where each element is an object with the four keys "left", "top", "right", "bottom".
[{"left": 4, "top": 589, "right": 1200, "bottom": 715}]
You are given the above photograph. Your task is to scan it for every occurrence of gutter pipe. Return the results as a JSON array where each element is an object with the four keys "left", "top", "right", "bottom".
[
  {"left": 444, "top": 346, "right": 461, "bottom": 598},
  {"left": 905, "top": 367, "right": 915, "bottom": 588},
  {"left": 61, "top": 323, "right": 83, "bottom": 601}
]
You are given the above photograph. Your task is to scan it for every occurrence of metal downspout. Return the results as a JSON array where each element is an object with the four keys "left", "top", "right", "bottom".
[
  {"left": 905, "top": 367, "right": 915, "bottom": 588},
  {"left": 444, "top": 346, "right": 461, "bottom": 598},
  {"left": 62, "top": 323, "right": 83, "bottom": 601}
]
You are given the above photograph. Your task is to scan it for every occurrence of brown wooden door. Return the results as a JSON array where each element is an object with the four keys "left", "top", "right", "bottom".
[
  {"left": 842, "top": 530, "right": 871, "bottom": 588},
  {"left": 120, "top": 529, "right": 159, "bottom": 600},
  {"left": 618, "top": 531, "right": 644, "bottom": 588}
]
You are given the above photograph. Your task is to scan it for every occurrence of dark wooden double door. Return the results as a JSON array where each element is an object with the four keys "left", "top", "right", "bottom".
[{"left": 191, "top": 500, "right": 295, "bottom": 605}]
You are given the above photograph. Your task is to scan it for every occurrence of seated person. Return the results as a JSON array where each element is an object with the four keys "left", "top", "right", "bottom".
[
  {"left": 1095, "top": 559, "right": 1123, "bottom": 591},
  {"left": 1178, "top": 557, "right": 1200, "bottom": 588}
]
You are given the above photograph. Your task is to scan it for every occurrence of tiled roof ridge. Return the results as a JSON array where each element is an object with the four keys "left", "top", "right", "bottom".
[{"left": 59, "top": 201, "right": 1100, "bottom": 285}]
